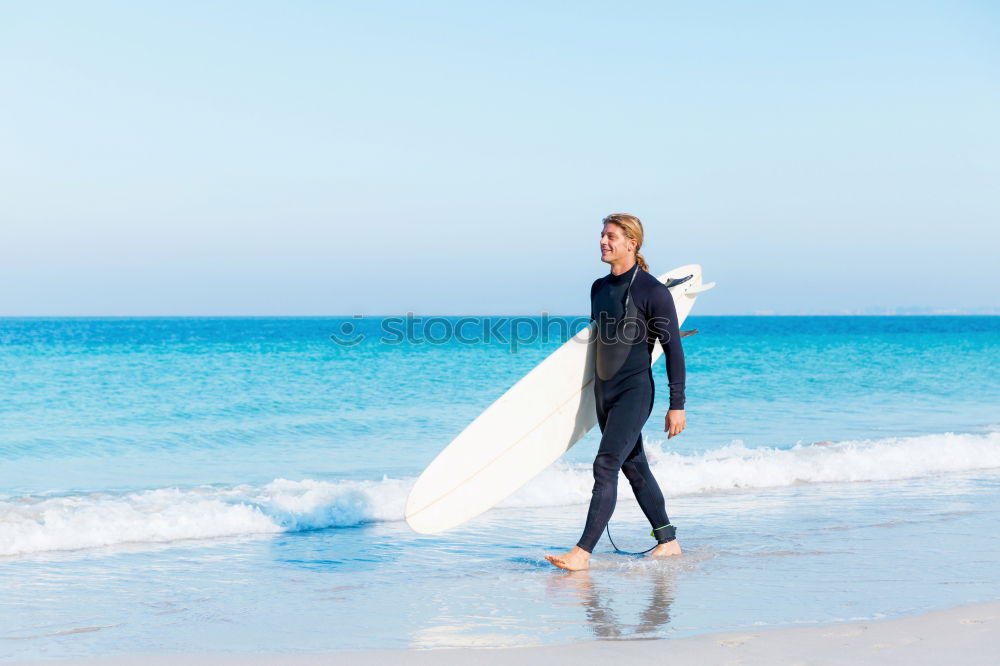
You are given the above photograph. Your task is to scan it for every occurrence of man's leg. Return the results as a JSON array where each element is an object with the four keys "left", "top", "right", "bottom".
[
  {"left": 545, "top": 385, "right": 648, "bottom": 570},
  {"left": 621, "top": 434, "right": 682, "bottom": 557},
  {"left": 577, "top": 384, "right": 650, "bottom": 552},
  {"left": 621, "top": 434, "right": 677, "bottom": 544}
]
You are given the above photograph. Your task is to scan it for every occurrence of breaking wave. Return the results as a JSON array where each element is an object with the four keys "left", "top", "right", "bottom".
[{"left": 3, "top": 430, "right": 999, "bottom": 556}]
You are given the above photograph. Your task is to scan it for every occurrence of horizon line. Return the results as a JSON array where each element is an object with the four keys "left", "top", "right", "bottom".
[{"left": 1, "top": 312, "right": 998, "bottom": 319}]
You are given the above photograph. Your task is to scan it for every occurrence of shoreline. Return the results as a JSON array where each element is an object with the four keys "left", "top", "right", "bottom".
[{"left": 10, "top": 599, "right": 1000, "bottom": 666}]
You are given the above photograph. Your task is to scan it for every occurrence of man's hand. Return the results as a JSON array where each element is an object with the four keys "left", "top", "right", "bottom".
[{"left": 665, "top": 409, "right": 686, "bottom": 439}]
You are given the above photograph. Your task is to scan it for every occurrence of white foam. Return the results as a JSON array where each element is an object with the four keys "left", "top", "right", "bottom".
[
  {"left": 509, "top": 430, "right": 1000, "bottom": 508},
  {"left": 648, "top": 430, "right": 1000, "bottom": 493},
  {"left": 0, "top": 477, "right": 411, "bottom": 557},
  {"left": 3, "top": 431, "right": 998, "bottom": 556}
]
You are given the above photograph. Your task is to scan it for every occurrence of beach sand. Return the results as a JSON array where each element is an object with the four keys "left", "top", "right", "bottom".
[{"left": 11, "top": 599, "right": 999, "bottom": 666}]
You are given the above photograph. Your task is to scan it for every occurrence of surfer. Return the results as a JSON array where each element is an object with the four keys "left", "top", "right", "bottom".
[{"left": 545, "top": 213, "right": 686, "bottom": 571}]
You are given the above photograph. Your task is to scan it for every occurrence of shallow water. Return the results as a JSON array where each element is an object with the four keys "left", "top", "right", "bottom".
[{"left": 1, "top": 316, "right": 998, "bottom": 660}]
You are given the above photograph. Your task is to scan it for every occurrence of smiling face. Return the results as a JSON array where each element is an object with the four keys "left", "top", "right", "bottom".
[{"left": 600, "top": 222, "right": 637, "bottom": 266}]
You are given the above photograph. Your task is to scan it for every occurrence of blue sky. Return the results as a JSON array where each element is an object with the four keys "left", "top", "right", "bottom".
[{"left": 2, "top": 1, "right": 997, "bottom": 315}]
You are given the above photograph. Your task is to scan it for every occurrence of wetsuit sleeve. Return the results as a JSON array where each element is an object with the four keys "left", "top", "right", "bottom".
[{"left": 646, "top": 284, "right": 686, "bottom": 410}]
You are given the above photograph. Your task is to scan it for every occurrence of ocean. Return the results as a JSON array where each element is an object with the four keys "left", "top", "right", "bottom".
[{"left": 2, "top": 315, "right": 999, "bottom": 660}]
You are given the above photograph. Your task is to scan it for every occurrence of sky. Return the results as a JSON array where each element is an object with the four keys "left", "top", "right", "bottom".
[{"left": 1, "top": 0, "right": 998, "bottom": 315}]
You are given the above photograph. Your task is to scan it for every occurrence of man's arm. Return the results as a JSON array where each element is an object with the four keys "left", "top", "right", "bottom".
[{"left": 647, "top": 283, "right": 686, "bottom": 411}]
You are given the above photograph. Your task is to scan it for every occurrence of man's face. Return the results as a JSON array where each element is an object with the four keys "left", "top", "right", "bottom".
[{"left": 600, "top": 222, "right": 635, "bottom": 265}]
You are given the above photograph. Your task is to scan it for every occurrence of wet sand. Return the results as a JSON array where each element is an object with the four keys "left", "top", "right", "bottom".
[{"left": 10, "top": 599, "right": 1000, "bottom": 666}]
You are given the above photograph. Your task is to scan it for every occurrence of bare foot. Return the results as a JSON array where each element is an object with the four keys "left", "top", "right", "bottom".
[
  {"left": 544, "top": 546, "right": 591, "bottom": 571},
  {"left": 650, "top": 540, "right": 683, "bottom": 557}
]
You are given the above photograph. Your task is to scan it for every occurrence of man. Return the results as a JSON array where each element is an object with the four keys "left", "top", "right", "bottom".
[{"left": 545, "top": 213, "right": 686, "bottom": 571}]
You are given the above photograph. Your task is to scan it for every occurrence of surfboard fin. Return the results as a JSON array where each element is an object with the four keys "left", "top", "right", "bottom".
[
  {"left": 665, "top": 275, "right": 694, "bottom": 289},
  {"left": 686, "top": 281, "right": 716, "bottom": 294}
]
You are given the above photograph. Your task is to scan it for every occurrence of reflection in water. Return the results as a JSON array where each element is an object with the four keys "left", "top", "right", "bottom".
[{"left": 546, "top": 562, "right": 677, "bottom": 640}]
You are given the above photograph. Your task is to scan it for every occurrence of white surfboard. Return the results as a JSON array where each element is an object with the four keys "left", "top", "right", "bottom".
[{"left": 405, "top": 264, "right": 714, "bottom": 535}]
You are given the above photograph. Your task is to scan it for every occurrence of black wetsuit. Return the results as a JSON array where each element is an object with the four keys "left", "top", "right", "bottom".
[{"left": 576, "top": 263, "right": 686, "bottom": 553}]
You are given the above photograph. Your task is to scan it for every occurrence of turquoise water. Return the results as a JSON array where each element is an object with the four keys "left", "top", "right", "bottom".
[{"left": 2, "top": 316, "right": 999, "bottom": 659}]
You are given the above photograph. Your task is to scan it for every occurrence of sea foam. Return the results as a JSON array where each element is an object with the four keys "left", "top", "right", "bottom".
[{"left": 2, "top": 430, "right": 998, "bottom": 556}]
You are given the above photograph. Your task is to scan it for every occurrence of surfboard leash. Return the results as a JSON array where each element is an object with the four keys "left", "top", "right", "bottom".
[{"left": 605, "top": 524, "right": 658, "bottom": 556}]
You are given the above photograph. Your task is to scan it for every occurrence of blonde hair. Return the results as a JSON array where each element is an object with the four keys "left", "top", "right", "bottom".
[{"left": 602, "top": 213, "right": 648, "bottom": 271}]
